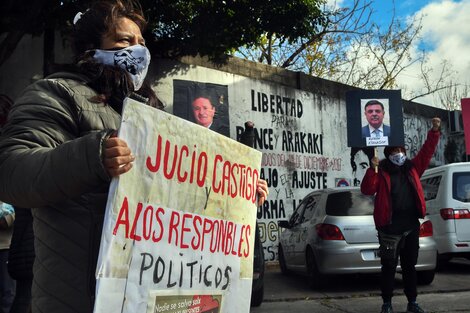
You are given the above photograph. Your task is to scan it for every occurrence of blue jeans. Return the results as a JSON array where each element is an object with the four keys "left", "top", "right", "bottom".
[{"left": 0, "top": 249, "right": 16, "bottom": 313}]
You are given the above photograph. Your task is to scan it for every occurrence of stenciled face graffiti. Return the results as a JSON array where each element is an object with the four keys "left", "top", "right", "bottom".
[{"left": 351, "top": 148, "right": 371, "bottom": 186}]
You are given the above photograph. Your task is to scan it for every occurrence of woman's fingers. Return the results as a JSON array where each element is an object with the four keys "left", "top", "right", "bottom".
[
  {"left": 103, "top": 137, "right": 135, "bottom": 177},
  {"left": 257, "top": 179, "right": 269, "bottom": 206}
]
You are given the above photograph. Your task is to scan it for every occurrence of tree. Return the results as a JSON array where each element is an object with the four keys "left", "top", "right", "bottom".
[
  {"left": 235, "top": 0, "right": 465, "bottom": 108},
  {"left": 0, "top": 0, "right": 86, "bottom": 73},
  {"left": 435, "top": 78, "right": 469, "bottom": 111},
  {"left": 0, "top": 0, "right": 329, "bottom": 70},
  {"left": 142, "top": 0, "right": 329, "bottom": 61},
  {"left": 235, "top": 0, "right": 373, "bottom": 71}
]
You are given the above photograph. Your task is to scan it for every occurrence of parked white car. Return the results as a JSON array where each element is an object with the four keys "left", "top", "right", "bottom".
[
  {"left": 421, "top": 162, "right": 470, "bottom": 268},
  {"left": 278, "top": 187, "right": 437, "bottom": 289}
]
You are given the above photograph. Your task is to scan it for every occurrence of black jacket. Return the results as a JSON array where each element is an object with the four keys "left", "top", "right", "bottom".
[{"left": 0, "top": 72, "right": 120, "bottom": 313}]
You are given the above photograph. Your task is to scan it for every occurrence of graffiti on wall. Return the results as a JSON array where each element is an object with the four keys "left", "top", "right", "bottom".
[
  {"left": 403, "top": 114, "right": 446, "bottom": 166},
  {"left": 155, "top": 65, "right": 448, "bottom": 263},
  {"left": 232, "top": 88, "right": 345, "bottom": 261}
]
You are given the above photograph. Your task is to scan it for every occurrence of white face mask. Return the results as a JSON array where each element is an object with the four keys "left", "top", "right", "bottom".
[
  {"left": 389, "top": 152, "right": 407, "bottom": 166},
  {"left": 92, "top": 45, "right": 150, "bottom": 90}
]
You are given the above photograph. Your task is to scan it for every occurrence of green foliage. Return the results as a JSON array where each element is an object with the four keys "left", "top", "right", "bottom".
[
  {"left": 142, "top": 0, "right": 327, "bottom": 61},
  {"left": 0, "top": 0, "right": 328, "bottom": 64}
]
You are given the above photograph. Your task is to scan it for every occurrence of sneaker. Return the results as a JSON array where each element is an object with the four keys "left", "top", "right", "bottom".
[
  {"left": 407, "top": 302, "right": 425, "bottom": 313},
  {"left": 381, "top": 302, "right": 394, "bottom": 313}
]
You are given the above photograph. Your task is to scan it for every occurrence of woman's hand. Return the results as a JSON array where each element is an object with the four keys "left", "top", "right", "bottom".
[
  {"left": 371, "top": 156, "right": 379, "bottom": 168},
  {"left": 256, "top": 179, "right": 269, "bottom": 206},
  {"left": 103, "top": 133, "right": 135, "bottom": 177}
]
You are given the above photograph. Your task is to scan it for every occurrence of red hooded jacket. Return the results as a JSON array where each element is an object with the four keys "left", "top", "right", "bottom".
[{"left": 361, "top": 129, "right": 440, "bottom": 228}]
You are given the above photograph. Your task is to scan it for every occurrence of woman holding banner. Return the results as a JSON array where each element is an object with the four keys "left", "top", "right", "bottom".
[{"left": 0, "top": 1, "right": 269, "bottom": 313}]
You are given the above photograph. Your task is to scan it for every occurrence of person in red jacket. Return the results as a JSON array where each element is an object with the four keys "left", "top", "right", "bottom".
[{"left": 361, "top": 117, "right": 441, "bottom": 313}]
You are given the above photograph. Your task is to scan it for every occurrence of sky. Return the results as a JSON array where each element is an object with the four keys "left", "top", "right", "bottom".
[{"left": 337, "top": 0, "right": 470, "bottom": 109}]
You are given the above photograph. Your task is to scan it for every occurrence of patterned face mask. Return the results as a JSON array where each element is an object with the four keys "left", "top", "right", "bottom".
[
  {"left": 388, "top": 152, "right": 407, "bottom": 166},
  {"left": 92, "top": 45, "right": 150, "bottom": 90}
]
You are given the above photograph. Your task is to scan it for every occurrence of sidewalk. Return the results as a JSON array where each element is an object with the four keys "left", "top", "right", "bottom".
[
  {"left": 254, "top": 291, "right": 470, "bottom": 313},
  {"left": 253, "top": 261, "right": 470, "bottom": 313}
]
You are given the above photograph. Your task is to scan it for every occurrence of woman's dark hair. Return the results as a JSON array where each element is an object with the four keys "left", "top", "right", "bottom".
[
  {"left": 72, "top": 0, "right": 146, "bottom": 59},
  {"left": 70, "top": 0, "right": 163, "bottom": 111}
]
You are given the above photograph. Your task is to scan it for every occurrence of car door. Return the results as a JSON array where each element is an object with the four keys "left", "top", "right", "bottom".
[
  {"left": 282, "top": 200, "right": 307, "bottom": 266},
  {"left": 421, "top": 173, "right": 447, "bottom": 250},
  {"left": 452, "top": 171, "right": 470, "bottom": 242},
  {"left": 291, "top": 194, "right": 322, "bottom": 267}
]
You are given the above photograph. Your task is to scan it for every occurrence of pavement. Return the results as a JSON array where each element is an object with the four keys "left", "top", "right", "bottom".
[
  {"left": 253, "top": 291, "right": 470, "bottom": 313},
  {"left": 250, "top": 259, "right": 470, "bottom": 313}
]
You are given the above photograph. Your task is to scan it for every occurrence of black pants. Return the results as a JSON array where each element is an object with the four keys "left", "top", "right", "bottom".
[
  {"left": 379, "top": 228, "right": 419, "bottom": 303},
  {"left": 9, "top": 279, "right": 32, "bottom": 313},
  {"left": 0, "top": 249, "right": 15, "bottom": 313}
]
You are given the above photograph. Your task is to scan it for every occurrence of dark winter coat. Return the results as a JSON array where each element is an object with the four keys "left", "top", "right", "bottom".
[
  {"left": 0, "top": 72, "right": 120, "bottom": 313},
  {"left": 361, "top": 129, "right": 440, "bottom": 228}
]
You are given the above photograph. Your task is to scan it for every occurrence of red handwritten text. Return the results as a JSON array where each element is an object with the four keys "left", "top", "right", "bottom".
[
  {"left": 113, "top": 197, "right": 251, "bottom": 258},
  {"left": 146, "top": 135, "right": 259, "bottom": 203}
]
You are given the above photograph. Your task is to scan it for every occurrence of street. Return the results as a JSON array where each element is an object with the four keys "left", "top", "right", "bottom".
[{"left": 251, "top": 258, "right": 470, "bottom": 313}]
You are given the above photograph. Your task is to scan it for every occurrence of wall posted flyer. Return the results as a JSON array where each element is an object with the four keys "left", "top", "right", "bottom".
[{"left": 93, "top": 98, "right": 262, "bottom": 313}]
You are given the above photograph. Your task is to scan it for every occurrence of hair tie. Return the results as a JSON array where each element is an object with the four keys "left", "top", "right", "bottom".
[{"left": 73, "top": 9, "right": 89, "bottom": 25}]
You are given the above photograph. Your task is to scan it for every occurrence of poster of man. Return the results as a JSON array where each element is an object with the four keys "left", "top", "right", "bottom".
[
  {"left": 346, "top": 90, "right": 404, "bottom": 148},
  {"left": 361, "top": 99, "right": 390, "bottom": 138},
  {"left": 173, "top": 79, "right": 230, "bottom": 137}
]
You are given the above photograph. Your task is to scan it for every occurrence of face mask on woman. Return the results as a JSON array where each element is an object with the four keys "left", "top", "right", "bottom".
[
  {"left": 92, "top": 44, "right": 150, "bottom": 90},
  {"left": 389, "top": 152, "right": 407, "bottom": 166}
]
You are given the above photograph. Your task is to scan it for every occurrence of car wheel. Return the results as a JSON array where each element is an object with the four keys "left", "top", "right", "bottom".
[
  {"left": 250, "top": 284, "right": 264, "bottom": 307},
  {"left": 436, "top": 252, "right": 452, "bottom": 272},
  {"left": 278, "top": 245, "right": 289, "bottom": 275},
  {"left": 436, "top": 253, "right": 450, "bottom": 271},
  {"left": 306, "top": 248, "right": 322, "bottom": 289},
  {"left": 417, "top": 270, "right": 435, "bottom": 285}
]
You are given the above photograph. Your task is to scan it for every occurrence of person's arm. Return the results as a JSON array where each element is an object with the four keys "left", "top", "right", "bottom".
[
  {"left": 411, "top": 117, "right": 441, "bottom": 176},
  {"left": 360, "top": 156, "right": 380, "bottom": 195},
  {"left": 238, "top": 121, "right": 269, "bottom": 206},
  {"left": 0, "top": 79, "right": 116, "bottom": 208}
]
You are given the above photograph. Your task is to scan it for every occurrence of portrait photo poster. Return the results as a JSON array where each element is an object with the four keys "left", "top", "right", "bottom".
[
  {"left": 346, "top": 89, "right": 404, "bottom": 148},
  {"left": 173, "top": 79, "right": 230, "bottom": 138}
]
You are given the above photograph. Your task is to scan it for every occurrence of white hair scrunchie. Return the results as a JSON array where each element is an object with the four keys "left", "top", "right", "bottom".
[
  {"left": 73, "top": 12, "right": 84, "bottom": 25},
  {"left": 73, "top": 9, "right": 90, "bottom": 25}
]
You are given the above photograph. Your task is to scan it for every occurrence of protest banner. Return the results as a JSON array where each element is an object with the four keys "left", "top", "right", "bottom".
[
  {"left": 346, "top": 90, "right": 404, "bottom": 172},
  {"left": 93, "top": 98, "right": 262, "bottom": 313},
  {"left": 461, "top": 98, "right": 470, "bottom": 156}
]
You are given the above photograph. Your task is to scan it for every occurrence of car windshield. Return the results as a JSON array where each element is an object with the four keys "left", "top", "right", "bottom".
[
  {"left": 453, "top": 172, "right": 470, "bottom": 203},
  {"left": 325, "top": 190, "right": 374, "bottom": 216}
]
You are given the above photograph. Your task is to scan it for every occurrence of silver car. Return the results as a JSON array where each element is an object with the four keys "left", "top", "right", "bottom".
[
  {"left": 278, "top": 187, "right": 436, "bottom": 289},
  {"left": 421, "top": 162, "right": 470, "bottom": 268}
]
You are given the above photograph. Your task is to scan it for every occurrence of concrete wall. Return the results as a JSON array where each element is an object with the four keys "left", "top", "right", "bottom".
[
  {"left": 151, "top": 56, "right": 465, "bottom": 261},
  {"left": 0, "top": 33, "right": 72, "bottom": 101}
]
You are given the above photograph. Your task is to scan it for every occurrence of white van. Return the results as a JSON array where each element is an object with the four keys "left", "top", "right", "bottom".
[{"left": 421, "top": 162, "right": 470, "bottom": 267}]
